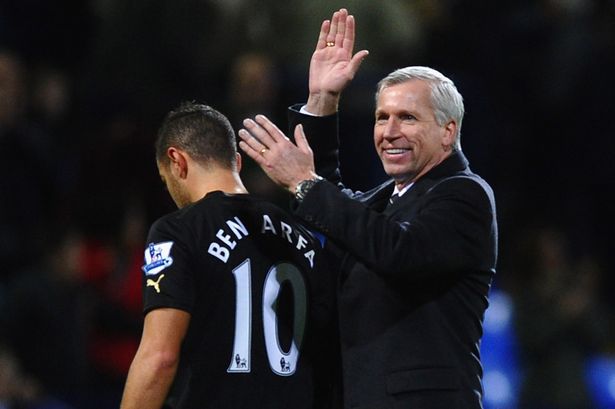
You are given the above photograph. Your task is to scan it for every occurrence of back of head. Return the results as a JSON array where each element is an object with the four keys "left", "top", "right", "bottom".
[
  {"left": 376, "top": 66, "right": 465, "bottom": 150},
  {"left": 156, "top": 102, "right": 238, "bottom": 170}
]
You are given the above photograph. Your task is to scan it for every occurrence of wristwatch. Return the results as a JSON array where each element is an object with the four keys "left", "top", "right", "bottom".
[{"left": 295, "top": 176, "right": 324, "bottom": 203}]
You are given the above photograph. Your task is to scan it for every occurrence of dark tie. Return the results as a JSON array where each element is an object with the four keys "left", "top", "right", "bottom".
[{"left": 389, "top": 193, "right": 400, "bottom": 205}]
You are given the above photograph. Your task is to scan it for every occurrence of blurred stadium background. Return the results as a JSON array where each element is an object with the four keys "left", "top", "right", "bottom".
[{"left": 1, "top": 0, "right": 614, "bottom": 408}]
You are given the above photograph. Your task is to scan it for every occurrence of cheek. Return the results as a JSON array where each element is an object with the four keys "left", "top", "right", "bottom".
[
  {"left": 166, "top": 179, "right": 182, "bottom": 204},
  {"left": 422, "top": 133, "right": 442, "bottom": 152},
  {"left": 373, "top": 129, "right": 382, "bottom": 148}
]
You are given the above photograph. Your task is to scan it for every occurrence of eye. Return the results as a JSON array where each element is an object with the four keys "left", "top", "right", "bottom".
[
  {"left": 401, "top": 114, "right": 417, "bottom": 121},
  {"left": 375, "top": 113, "right": 389, "bottom": 124}
]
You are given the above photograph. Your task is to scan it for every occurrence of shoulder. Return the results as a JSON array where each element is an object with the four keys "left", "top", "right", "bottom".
[
  {"left": 147, "top": 195, "right": 225, "bottom": 245},
  {"left": 149, "top": 209, "right": 185, "bottom": 240},
  {"left": 352, "top": 179, "right": 395, "bottom": 203},
  {"left": 152, "top": 192, "right": 239, "bottom": 231},
  {"left": 428, "top": 172, "right": 496, "bottom": 213}
]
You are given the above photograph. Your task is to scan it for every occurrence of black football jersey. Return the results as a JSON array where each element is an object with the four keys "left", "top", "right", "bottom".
[{"left": 141, "top": 191, "right": 339, "bottom": 409}]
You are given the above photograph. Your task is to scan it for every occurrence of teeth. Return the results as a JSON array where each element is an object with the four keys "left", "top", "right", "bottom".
[{"left": 385, "top": 149, "right": 407, "bottom": 154}]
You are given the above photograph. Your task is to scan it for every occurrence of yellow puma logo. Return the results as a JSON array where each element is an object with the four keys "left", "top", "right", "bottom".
[{"left": 146, "top": 274, "right": 165, "bottom": 293}]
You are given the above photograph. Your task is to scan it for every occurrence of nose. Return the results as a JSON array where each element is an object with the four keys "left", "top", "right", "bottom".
[{"left": 382, "top": 117, "right": 400, "bottom": 140}]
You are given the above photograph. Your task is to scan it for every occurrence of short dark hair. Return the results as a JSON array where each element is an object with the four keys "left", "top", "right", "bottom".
[{"left": 156, "top": 102, "right": 237, "bottom": 170}]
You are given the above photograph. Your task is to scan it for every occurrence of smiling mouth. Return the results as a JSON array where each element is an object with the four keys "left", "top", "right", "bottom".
[{"left": 384, "top": 148, "right": 410, "bottom": 155}]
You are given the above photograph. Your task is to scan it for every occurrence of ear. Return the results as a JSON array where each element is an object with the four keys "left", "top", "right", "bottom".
[
  {"left": 167, "top": 147, "right": 189, "bottom": 179},
  {"left": 442, "top": 120, "right": 457, "bottom": 149},
  {"left": 235, "top": 152, "right": 242, "bottom": 173}
]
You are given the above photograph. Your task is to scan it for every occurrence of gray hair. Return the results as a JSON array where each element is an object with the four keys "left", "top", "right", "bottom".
[{"left": 376, "top": 66, "right": 464, "bottom": 150}]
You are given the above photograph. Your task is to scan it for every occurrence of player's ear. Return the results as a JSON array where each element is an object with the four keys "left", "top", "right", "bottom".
[
  {"left": 167, "top": 147, "right": 189, "bottom": 179},
  {"left": 235, "top": 152, "right": 242, "bottom": 173}
]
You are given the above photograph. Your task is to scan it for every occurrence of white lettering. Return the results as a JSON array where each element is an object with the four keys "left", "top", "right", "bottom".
[
  {"left": 227, "top": 217, "right": 249, "bottom": 240},
  {"left": 303, "top": 250, "right": 315, "bottom": 268},
  {"left": 209, "top": 213, "right": 318, "bottom": 268},
  {"left": 262, "top": 215, "right": 277, "bottom": 235},
  {"left": 280, "top": 222, "right": 293, "bottom": 244},
  {"left": 296, "top": 234, "right": 307, "bottom": 251},
  {"left": 216, "top": 229, "right": 237, "bottom": 249},
  {"left": 208, "top": 242, "right": 230, "bottom": 263}
]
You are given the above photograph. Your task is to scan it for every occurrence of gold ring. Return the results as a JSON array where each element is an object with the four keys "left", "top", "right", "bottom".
[
  {"left": 260, "top": 148, "right": 268, "bottom": 155},
  {"left": 326, "top": 41, "right": 335, "bottom": 47}
]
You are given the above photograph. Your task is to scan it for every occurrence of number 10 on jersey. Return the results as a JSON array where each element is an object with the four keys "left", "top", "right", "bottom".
[{"left": 227, "top": 259, "right": 307, "bottom": 376}]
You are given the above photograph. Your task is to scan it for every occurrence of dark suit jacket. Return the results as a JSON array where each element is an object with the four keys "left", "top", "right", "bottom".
[{"left": 288, "top": 106, "right": 498, "bottom": 409}]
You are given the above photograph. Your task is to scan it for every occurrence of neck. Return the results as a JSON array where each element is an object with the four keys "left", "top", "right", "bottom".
[
  {"left": 395, "top": 179, "right": 412, "bottom": 191},
  {"left": 397, "top": 150, "right": 453, "bottom": 188},
  {"left": 188, "top": 167, "right": 248, "bottom": 203}
]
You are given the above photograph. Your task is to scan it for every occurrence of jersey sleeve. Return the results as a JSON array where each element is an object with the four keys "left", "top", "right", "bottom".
[{"left": 141, "top": 216, "right": 195, "bottom": 315}]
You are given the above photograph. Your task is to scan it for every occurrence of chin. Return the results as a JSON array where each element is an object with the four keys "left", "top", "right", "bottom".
[
  {"left": 385, "top": 168, "right": 410, "bottom": 180},
  {"left": 387, "top": 171, "right": 416, "bottom": 185}
]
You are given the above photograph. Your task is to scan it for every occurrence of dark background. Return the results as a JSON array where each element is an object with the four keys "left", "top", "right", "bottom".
[{"left": 0, "top": 1, "right": 614, "bottom": 408}]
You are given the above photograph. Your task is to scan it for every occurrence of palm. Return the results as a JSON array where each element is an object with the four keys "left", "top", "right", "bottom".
[
  {"left": 308, "top": 9, "right": 368, "bottom": 97},
  {"left": 309, "top": 48, "right": 356, "bottom": 95}
]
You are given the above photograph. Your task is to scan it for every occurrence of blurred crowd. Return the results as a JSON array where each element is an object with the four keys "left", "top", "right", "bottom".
[{"left": 1, "top": 0, "right": 614, "bottom": 407}]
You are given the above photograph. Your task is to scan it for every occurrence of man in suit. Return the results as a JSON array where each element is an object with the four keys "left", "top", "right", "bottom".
[{"left": 238, "top": 8, "right": 497, "bottom": 409}]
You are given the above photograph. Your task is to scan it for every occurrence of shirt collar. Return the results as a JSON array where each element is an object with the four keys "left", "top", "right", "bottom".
[
  {"left": 392, "top": 150, "right": 468, "bottom": 198},
  {"left": 393, "top": 182, "right": 414, "bottom": 197}
]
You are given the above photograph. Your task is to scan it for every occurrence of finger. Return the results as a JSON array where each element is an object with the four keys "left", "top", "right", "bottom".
[
  {"left": 242, "top": 117, "right": 277, "bottom": 147},
  {"left": 335, "top": 9, "right": 348, "bottom": 48},
  {"left": 316, "top": 20, "right": 330, "bottom": 50},
  {"left": 293, "top": 124, "right": 313, "bottom": 154},
  {"left": 237, "top": 128, "right": 266, "bottom": 155},
  {"left": 326, "top": 10, "right": 340, "bottom": 44},
  {"left": 342, "top": 14, "right": 356, "bottom": 53},
  {"left": 254, "top": 114, "right": 290, "bottom": 143},
  {"left": 348, "top": 50, "right": 369, "bottom": 77},
  {"left": 238, "top": 135, "right": 266, "bottom": 166}
]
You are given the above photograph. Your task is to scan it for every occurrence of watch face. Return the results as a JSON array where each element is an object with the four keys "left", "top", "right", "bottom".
[
  {"left": 300, "top": 180, "right": 315, "bottom": 192},
  {"left": 296, "top": 179, "right": 316, "bottom": 201},
  {"left": 296, "top": 177, "right": 323, "bottom": 201}
]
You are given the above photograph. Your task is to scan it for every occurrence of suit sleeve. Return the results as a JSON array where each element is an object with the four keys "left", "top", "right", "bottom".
[
  {"left": 288, "top": 104, "right": 342, "bottom": 184},
  {"left": 294, "top": 177, "right": 497, "bottom": 283}
]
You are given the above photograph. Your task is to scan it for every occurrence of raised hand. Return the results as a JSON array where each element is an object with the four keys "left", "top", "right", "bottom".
[
  {"left": 238, "top": 115, "right": 317, "bottom": 193},
  {"left": 306, "top": 8, "right": 369, "bottom": 115}
]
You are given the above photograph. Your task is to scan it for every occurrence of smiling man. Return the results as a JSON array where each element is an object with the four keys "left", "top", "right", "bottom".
[
  {"left": 374, "top": 71, "right": 462, "bottom": 189},
  {"left": 237, "top": 8, "right": 497, "bottom": 409}
]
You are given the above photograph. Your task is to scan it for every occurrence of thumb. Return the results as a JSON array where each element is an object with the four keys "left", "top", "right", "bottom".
[
  {"left": 294, "top": 124, "right": 313, "bottom": 154},
  {"left": 348, "top": 49, "right": 369, "bottom": 76}
]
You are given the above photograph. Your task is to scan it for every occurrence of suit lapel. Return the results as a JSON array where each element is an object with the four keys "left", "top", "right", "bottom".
[{"left": 362, "top": 179, "right": 395, "bottom": 211}]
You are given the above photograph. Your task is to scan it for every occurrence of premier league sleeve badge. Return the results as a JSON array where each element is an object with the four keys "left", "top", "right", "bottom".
[{"left": 142, "top": 241, "right": 174, "bottom": 276}]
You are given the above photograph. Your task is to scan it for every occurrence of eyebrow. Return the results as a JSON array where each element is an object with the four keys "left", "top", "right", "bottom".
[{"left": 374, "top": 108, "right": 415, "bottom": 116}]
